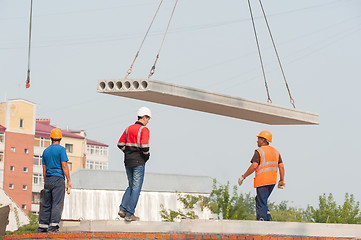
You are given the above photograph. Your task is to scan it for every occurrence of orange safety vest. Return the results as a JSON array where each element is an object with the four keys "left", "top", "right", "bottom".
[{"left": 254, "top": 145, "right": 279, "bottom": 188}]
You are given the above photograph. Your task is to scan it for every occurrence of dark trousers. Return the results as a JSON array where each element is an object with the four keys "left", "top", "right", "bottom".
[
  {"left": 38, "top": 176, "right": 65, "bottom": 232},
  {"left": 255, "top": 184, "right": 275, "bottom": 221}
]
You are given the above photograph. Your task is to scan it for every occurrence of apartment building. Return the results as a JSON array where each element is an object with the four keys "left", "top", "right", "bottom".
[{"left": 0, "top": 99, "right": 109, "bottom": 214}]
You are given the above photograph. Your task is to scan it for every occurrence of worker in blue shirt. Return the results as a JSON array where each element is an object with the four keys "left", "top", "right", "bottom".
[{"left": 37, "top": 128, "right": 71, "bottom": 233}]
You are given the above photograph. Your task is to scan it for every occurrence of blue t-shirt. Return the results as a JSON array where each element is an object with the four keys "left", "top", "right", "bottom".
[{"left": 42, "top": 144, "right": 69, "bottom": 179}]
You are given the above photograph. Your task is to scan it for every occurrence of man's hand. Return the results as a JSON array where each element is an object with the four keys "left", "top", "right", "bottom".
[
  {"left": 238, "top": 176, "right": 245, "bottom": 186},
  {"left": 278, "top": 180, "right": 286, "bottom": 189},
  {"left": 66, "top": 181, "right": 72, "bottom": 194}
]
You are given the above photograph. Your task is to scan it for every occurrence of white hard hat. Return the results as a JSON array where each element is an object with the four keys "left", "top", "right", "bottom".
[{"left": 137, "top": 107, "right": 152, "bottom": 118}]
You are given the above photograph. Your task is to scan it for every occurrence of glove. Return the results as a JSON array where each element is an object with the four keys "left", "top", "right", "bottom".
[
  {"left": 238, "top": 176, "right": 245, "bottom": 186},
  {"left": 278, "top": 181, "right": 286, "bottom": 189},
  {"left": 66, "top": 181, "right": 72, "bottom": 194}
]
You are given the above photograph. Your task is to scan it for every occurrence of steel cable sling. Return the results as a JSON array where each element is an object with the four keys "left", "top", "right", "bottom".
[
  {"left": 26, "top": 0, "right": 34, "bottom": 88},
  {"left": 258, "top": 0, "right": 296, "bottom": 108},
  {"left": 247, "top": 0, "right": 272, "bottom": 103},
  {"left": 247, "top": 0, "right": 296, "bottom": 108},
  {"left": 124, "top": 0, "right": 164, "bottom": 79},
  {"left": 148, "top": 0, "right": 179, "bottom": 79}
]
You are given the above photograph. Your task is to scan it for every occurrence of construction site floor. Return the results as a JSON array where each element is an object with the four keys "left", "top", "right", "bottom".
[{"left": 59, "top": 219, "right": 361, "bottom": 238}]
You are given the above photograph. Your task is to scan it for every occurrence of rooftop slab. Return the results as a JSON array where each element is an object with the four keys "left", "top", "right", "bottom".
[
  {"left": 60, "top": 220, "right": 361, "bottom": 238},
  {"left": 97, "top": 79, "right": 319, "bottom": 125}
]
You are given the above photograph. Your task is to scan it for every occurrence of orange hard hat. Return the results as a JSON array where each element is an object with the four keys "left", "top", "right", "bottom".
[
  {"left": 257, "top": 130, "right": 272, "bottom": 142},
  {"left": 50, "top": 128, "right": 62, "bottom": 139}
]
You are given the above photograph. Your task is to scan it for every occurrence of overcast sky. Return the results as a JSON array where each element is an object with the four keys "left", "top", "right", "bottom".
[{"left": 1, "top": 0, "right": 360, "bottom": 208}]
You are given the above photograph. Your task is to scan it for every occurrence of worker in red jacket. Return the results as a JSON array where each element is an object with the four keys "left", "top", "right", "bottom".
[
  {"left": 117, "top": 107, "right": 151, "bottom": 222},
  {"left": 238, "top": 131, "right": 285, "bottom": 221}
]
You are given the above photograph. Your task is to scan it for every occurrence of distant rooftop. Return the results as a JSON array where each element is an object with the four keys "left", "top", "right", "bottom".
[
  {"left": 0, "top": 125, "right": 5, "bottom": 133},
  {"left": 35, "top": 120, "right": 84, "bottom": 139},
  {"left": 87, "top": 139, "right": 108, "bottom": 147},
  {"left": 35, "top": 120, "right": 107, "bottom": 146},
  {"left": 71, "top": 169, "right": 214, "bottom": 194}
]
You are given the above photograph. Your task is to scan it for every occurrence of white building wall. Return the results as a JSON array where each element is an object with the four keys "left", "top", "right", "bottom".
[
  {"left": 62, "top": 189, "right": 213, "bottom": 221},
  {"left": 33, "top": 146, "right": 44, "bottom": 156},
  {"left": 0, "top": 189, "right": 30, "bottom": 231}
]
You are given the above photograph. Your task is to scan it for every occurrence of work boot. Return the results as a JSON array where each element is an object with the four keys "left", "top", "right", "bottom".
[
  {"left": 125, "top": 214, "right": 140, "bottom": 222},
  {"left": 48, "top": 226, "right": 59, "bottom": 233},
  {"left": 118, "top": 210, "right": 126, "bottom": 218}
]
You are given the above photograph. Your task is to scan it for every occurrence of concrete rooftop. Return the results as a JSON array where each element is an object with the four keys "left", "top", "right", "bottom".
[{"left": 60, "top": 219, "right": 361, "bottom": 238}]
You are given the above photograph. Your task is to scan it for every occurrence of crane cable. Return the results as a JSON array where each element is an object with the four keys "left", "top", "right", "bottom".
[
  {"left": 124, "top": 0, "right": 164, "bottom": 79},
  {"left": 148, "top": 0, "right": 179, "bottom": 79},
  {"left": 247, "top": 0, "right": 272, "bottom": 104},
  {"left": 258, "top": 0, "right": 295, "bottom": 108},
  {"left": 26, "top": 0, "right": 34, "bottom": 88}
]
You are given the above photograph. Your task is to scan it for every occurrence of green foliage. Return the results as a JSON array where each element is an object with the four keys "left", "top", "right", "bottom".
[
  {"left": 160, "top": 179, "right": 361, "bottom": 224},
  {"left": 160, "top": 204, "right": 196, "bottom": 222},
  {"left": 160, "top": 192, "right": 208, "bottom": 222},
  {"left": 5, "top": 224, "right": 38, "bottom": 235},
  {"left": 337, "top": 193, "right": 361, "bottom": 224},
  {"left": 208, "top": 180, "right": 255, "bottom": 220},
  {"left": 305, "top": 193, "right": 361, "bottom": 224},
  {"left": 28, "top": 211, "right": 39, "bottom": 226},
  {"left": 14, "top": 207, "right": 20, "bottom": 228},
  {"left": 268, "top": 201, "right": 306, "bottom": 222},
  {"left": 6, "top": 211, "right": 38, "bottom": 235}
]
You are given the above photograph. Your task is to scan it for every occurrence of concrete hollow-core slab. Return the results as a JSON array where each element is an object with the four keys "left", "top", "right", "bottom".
[{"left": 97, "top": 79, "right": 319, "bottom": 125}]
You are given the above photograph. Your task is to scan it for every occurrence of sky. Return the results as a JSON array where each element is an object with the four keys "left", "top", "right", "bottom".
[{"left": 0, "top": 0, "right": 361, "bottom": 209}]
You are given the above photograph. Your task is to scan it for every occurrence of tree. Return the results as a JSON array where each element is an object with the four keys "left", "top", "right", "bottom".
[
  {"left": 160, "top": 179, "right": 257, "bottom": 221},
  {"left": 207, "top": 179, "right": 256, "bottom": 220},
  {"left": 337, "top": 193, "right": 361, "bottom": 224},
  {"left": 304, "top": 193, "right": 361, "bottom": 224},
  {"left": 268, "top": 201, "right": 305, "bottom": 222},
  {"left": 160, "top": 192, "right": 209, "bottom": 222}
]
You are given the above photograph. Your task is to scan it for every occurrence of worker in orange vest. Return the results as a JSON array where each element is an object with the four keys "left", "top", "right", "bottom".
[{"left": 238, "top": 131, "right": 285, "bottom": 221}]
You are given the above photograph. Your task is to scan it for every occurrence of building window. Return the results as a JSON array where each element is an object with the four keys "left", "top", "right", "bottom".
[
  {"left": 22, "top": 204, "right": 26, "bottom": 210},
  {"left": 0, "top": 133, "right": 4, "bottom": 143},
  {"left": 23, "top": 185, "right": 27, "bottom": 191},
  {"left": 32, "top": 192, "right": 40, "bottom": 204},
  {"left": 103, "top": 148, "right": 108, "bottom": 156},
  {"left": 9, "top": 184, "right": 14, "bottom": 189},
  {"left": 87, "top": 145, "right": 108, "bottom": 156},
  {"left": 33, "top": 155, "right": 42, "bottom": 165},
  {"left": 34, "top": 137, "right": 51, "bottom": 148},
  {"left": 0, "top": 152, "right": 3, "bottom": 162},
  {"left": 86, "top": 160, "right": 108, "bottom": 170},
  {"left": 10, "top": 166, "right": 14, "bottom": 171},
  {"left": 24, "top": 167, "right": 28, "bottom": 173},
  {"left": 24, "top": 148, "right": 29, "bottom": 154},
  {"left": 65, "top": 144, "right": 73, "bottom": 153},
  {"left": 10, "top": 147, "right": 15, "bottom": 152},
  {"left": 67, "top": 162, "right": 72, "bottom": 171},
  {"left": 33, "top": 173, "right": 43, "bottom": 185},
  {"left": 20, "top": 118, "right": 24, "bottom": 128}
]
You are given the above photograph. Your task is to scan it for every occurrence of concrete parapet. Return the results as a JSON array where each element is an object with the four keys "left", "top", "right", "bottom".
[{"left": 57, "top": 219, "right": 361, "bottom": 238}]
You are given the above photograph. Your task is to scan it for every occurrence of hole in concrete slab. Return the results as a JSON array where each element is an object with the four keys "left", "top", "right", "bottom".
[
  {"left": 141, "top": 81, "right": 148, "bottom": 89},
  {"left": 124, "top": 81, "right": 131, "bottom": 89},
  {"left": 133, "top": 81, "right": 139, "bottom": 89},
  {"left": 108, "top": 81, "right": 114, "bottom": 90},
  {"left": 99, "top": 82, "right": 106, "bottom": 90},
  {"left": 116, "top": 81, "right": 122, "bottom": 90}
]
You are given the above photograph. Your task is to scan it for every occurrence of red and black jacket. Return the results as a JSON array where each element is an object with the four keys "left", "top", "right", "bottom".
[{"left": 117, "top": 121, "right": 150, "bottom": 168}]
